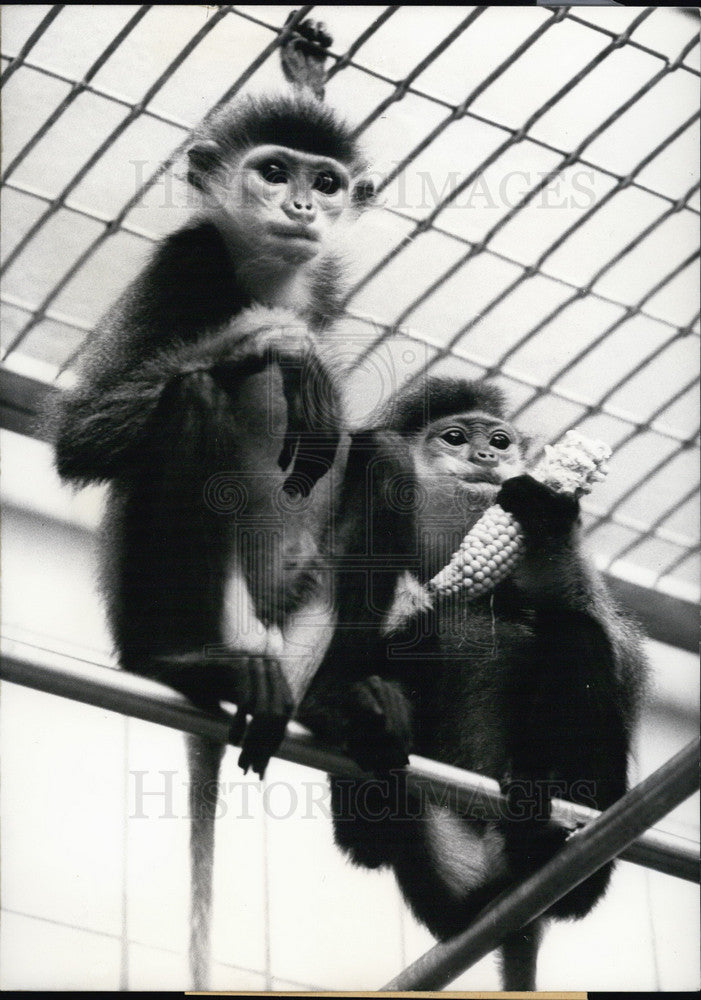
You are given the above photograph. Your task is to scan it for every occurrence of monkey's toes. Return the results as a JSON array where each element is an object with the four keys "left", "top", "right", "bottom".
[{"left": 344, "top": 676, "right": 412, "bottom": 773}]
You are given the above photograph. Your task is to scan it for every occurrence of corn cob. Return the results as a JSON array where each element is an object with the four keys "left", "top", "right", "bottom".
[{"left": 429, "top": 431, "right": 611, "bottom": 600}]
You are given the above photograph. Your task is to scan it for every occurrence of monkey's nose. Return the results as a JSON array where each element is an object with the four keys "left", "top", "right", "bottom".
[
  {"left": 472, "top": 450, "right": 499, "bottom": 467},
  {"left": 285, "top": 197, "right": 316, "bottom": 222}
]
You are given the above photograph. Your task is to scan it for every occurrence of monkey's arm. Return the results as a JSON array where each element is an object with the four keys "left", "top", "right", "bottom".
[
  {"left": 497, "top": 473, "right": 646, "bottom": 690},
  {"left": 52, "top": 309, "right": 337, "bottom": 487},
  {"left": 493, "top": 474, "right": 646, "bottom": 910}
]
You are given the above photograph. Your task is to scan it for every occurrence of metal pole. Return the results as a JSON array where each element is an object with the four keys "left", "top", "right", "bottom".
[
  {"left": 2, "top": 633, "right": 698, "bottom": 885},
  {"left": 383, "top": 737, "right": 700, "bottom": 992}
]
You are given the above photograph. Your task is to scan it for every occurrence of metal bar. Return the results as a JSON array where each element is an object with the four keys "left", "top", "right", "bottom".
[
  {"left": 0, "top": 5, "right": 65, "bottom": 86},
  {"left": 374, "top": 7, "right": 568, "bottom": 196},
  {"left": 345, "top": 11, "right": 695, "bottom": 377},
  {"left": 0, "top": 5, "right": 234, "bottom": 281},
  {"left": 1, "top": 634, "right": 698, "bottom": 884},
  {"left": 654, "top": 543, "right": 700, "bottom": 588},
  {"left": 325, "top": 7, "right": 401, "bottom": 81},
  {"left": 344, "top": 7, "right": 657, "bottom": 317},
  {"left": 0, "top": 369, "right": 54, "bottom": 440},
  {"left": 384, "top": 206, "right": 698, "bottom": 337},
  {"left": 0, "top": 367, "right": 698, "bottom": 644},
  {"left": 3, "top": 11, "right": 697, "bottom": 220},
  {"left": 1, "top": 6, "right": 152, "bottom": 183},
  {"left": 510, "top": 253, "right": 700, "bottom": 425},
  {"left": 344, "top": 307, "right": 693, "bottom": 449},
  {"left": 383, "top": 736, "right": 700, "bottom": 991},
  {"left": 3, "top": 172, "right": 689, "bottom": 346},
  {"left": 604, "top": 574, "right": 698, "bottom": 657},
  {"left": 5, "top": 38, "right": 693, "bottom": 218},
  {"left": 608, "top": 482, "right": 699, "bottom": 567},
  {"left": 562, "top": 9, "right": 700, "bottom": 77},
  {"left": 389, "top": 180, "right": 699, "bottom": 403},
  {"left": 587, "top": 432, "right": 698, "bottom": 554},
  {"left": 0, "top": 5, "right": 314, "bottom": 362},
  {"left": 1, "top": 178, "right": 156, "bottom": 241},
  {"left": 0, "top": 52, "right": 194, "bottom": 131},
  {"left": 351, "top": 8, "right": 488, "bottom": 136},
  {"left": 481, "top": 181, "right": 699, "bottom": 378}
]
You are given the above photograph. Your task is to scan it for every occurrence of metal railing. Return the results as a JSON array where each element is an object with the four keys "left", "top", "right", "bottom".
[{"left": 1, "top": 633, "right": 698, "bottom": 990}]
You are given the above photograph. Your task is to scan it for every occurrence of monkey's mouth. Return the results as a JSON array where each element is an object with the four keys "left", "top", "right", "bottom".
[
  {"left": 461, "top": 468, "right": 504, "bottom": 486},
  {"left": 269, "top": 224, "right": 319, "bottom": 242}
]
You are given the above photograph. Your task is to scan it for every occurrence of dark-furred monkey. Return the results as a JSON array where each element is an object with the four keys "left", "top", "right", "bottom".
[
  {"left": 50, "top": 16, "right": 374, "bottom": 988},
  {"left": 300, "top": 376, "right": 647, "bottom": 991}
]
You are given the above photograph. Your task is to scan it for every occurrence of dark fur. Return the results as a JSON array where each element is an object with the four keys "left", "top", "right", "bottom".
[
  {"left": 195, "top": 92, "right": 368, "bottom": 176},
  {"left": 299, "top": 377, "right": 647, "bottom": 990},
  {"left": 378, "top": 375, "right": 508, "bottom": 434},
  {"left": 48, "top": 60, "right": 372, "bottom": 987}
]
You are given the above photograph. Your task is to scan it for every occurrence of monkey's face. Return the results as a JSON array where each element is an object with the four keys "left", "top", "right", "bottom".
[
  {"left": 207, "top": 144, "right": 354, "bottom": 266},
  {"left": 414, "top": 411, "right": 525, "bottom": 489}
]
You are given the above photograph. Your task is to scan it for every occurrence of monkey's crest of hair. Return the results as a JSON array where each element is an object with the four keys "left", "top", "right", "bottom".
[
  {"left": 194, "top": 92, "right": 369, "bottom": 177},
  {"left": 378, "top": 377, "right": 509, "bottom": 435}
]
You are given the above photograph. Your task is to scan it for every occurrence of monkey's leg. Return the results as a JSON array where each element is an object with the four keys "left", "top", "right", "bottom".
[
  {"left": 500, "top": 607, "right": 629, "bottom": 918},
  {"left": 499, "top": 919, "right": 543, "bottom": 991}
]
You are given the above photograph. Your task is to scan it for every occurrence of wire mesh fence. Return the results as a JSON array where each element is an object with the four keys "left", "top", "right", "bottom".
[{"left": 1, "top": 4, "right": 699, "bottom": 611}]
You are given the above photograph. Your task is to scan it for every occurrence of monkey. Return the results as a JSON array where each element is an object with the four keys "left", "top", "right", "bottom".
[
  {"left": 299, "top": 377, "right": 647, "bottom": 992},
  {"left": 48, "top": 16, "right": 375, "bottom": 988}
]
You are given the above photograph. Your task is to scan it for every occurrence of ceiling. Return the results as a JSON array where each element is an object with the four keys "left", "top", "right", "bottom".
[{"left": 1, "top": 5, "right": 699, "bottom": 623}]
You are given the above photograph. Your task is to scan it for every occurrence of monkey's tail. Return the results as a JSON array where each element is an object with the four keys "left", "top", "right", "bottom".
[
  {"left": 187, "top": 733, "right": 226, "bottom": 990},
  {"left": 499, "top": 918, "right": 543, "bottom": 991}
]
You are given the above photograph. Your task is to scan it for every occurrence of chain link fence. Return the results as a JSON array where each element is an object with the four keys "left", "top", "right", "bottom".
[{"left": 1, "top": 4, "right": 699, "bottom": 629}]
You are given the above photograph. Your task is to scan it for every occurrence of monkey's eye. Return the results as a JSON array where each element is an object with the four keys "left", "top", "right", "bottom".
[
  {"left": 440, "top": 427, "right": 469, "bottom": 446},
  {"left": 313, "top": 170, "right": 341, "bottom": 195},
  {"left": 490, "top": 431, "right": 512, "bottom": 450},
  {"left": 259, "top": 161, "right": 288, "bottom": 184}
]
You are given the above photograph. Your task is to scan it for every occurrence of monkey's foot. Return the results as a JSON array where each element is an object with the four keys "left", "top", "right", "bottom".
[
  {"left": 140, "top": 652, "right": 294, "bottom": 778},
  {"left": 499, "top": 771, "right": 568, "bottom": 872},
  {"left": 341, "top": 676, "right": 412, "bottom": 774}
]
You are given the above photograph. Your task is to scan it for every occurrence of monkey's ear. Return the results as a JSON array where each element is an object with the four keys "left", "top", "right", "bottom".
[
  {"left": 351, "top": 177, "right": 377, "bottom": 209},
  {"left": 187, "top": 140, "right": 223, "bottom": 190},
  {"left": 520, "top": 433, "right": 543, "bottom": 466}
]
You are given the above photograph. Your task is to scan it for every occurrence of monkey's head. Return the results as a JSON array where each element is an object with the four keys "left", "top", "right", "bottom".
[
  {"left": 378, "top": 378, "right": 528, "bottom": 574},
  {"left": 382, "top": 375, "right": 527, "bottom": 499},
  {"left": 187, "top": 93, "right": 374, "bottom": 268}
]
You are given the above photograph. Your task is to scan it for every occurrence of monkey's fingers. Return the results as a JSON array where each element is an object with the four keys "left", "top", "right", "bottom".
[
  {"left": 244, "top": 656, "right": 294, "bottom": 718},
  {"left": 228, "top": 708, "right": 249, "bottom": 747},
  {"left": 238, "top": 715, "right": 290, "bottom": 779},
  {"left": 230, "top": 656, "right": 293, "bottom": 776},
  {"left": 497, "top": 474, "right": 579, "bottom": 538}
]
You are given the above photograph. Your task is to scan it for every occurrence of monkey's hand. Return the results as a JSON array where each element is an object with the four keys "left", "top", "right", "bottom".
[
  {"left": 497, "top": 474, "right": 579, "bottom": 540},
  {"left": 139, "top": 651, "right": 294, "bottom": 778},
  {"left": 281, "top": 13, "right": 332, "bottom": 99},
  {"left": 339, "top": 676, "right": 413, "bottom": 774}
]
